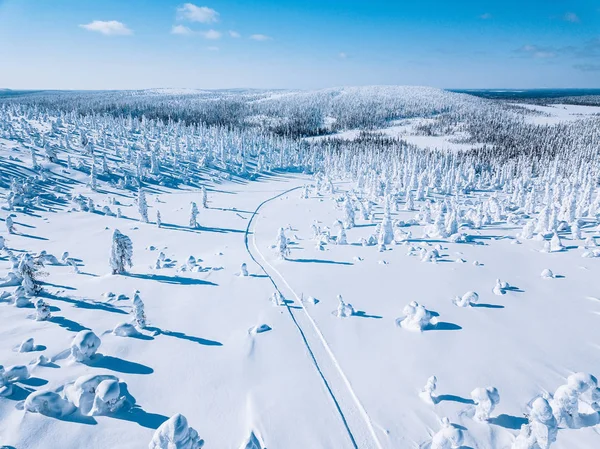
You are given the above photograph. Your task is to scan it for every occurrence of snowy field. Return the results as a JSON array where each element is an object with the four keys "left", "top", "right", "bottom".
[
  {"left": 0, "top": 87, "right": 600, "bottom": 449},
  {"left": 513, "top": 103, "right": 600, "bottom": 126}
]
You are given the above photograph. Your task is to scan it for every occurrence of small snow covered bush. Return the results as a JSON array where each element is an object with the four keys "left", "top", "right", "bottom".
[
  {"left": 334, "top": 295, "right": 355, "bottom": 318},
  {"left": 452, "top": 291, "right": 478, "bottom": 307},
  {"left": 471, "top": 386, "right": 500, "bottom": 421},
  {"left": 420, "top": 376, "right": 437, "bottom": 404},
  {"left": 540, "top": 269, "right": 554, "bottom": 279},
  {"left": 431, "top": 417, "right": 464, "bottom": 449},
  {"left": 70, "top": 330, "right": 101, "bottom": 362},
  {"left": 25, "top": 390, "right": 75, "bottom": 418},
  {"left": 63, "top": 374, "right": 125, "bottom": 416},
  {"left": 528, "top": 397, "right": 557, "bottom": 449},
  {"left": 398, "top": 301, "right": 435, "bottom": 331},
  {"left": 35, "top": 298, "right": 51, "bottom": 321},
  {"left": 149, "top": 413, "right": 204, "bottom": 449}
]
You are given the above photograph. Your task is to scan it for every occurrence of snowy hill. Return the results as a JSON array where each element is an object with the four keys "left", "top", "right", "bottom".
[{"left": 0, "top": 88, "right": 599, "bottom": 449}]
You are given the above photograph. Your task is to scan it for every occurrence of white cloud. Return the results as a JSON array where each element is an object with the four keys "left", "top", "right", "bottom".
[
  {"left": 250, "top": 34, "right": 271, "bottom": 41},
  {"left": 563, "top": 12, "right": 580, "bottom": 23},
  {"left": 517, "top": 45, "right": 556, "bottom": 59},
  {"left": 480, "top": 13, "right": 492, "bottom": 20},
  {"left": 177, "top": 4, "right": 219, "bottom": 23},
  {"left": 201, "top": 29, "right": 221, "bottom": 40},
  {"left": 339, "top": 52, "right": 347, "bottom": 59},
  {"left": 229, "top": 30, "right": 241, "bottom": 38},
  {"left": 171, "top": 25, "right": 194, "bottom": 35},
  {"left": 79, "top": 20, "right": 132, "bottom": 36}
]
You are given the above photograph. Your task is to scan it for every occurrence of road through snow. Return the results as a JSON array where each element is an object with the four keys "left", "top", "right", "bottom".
[{"left": 244, "top": 186, "right": 385, "bottom": 449}]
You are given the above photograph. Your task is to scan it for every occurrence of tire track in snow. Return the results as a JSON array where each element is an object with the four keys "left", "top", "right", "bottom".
[{"left": 244, "top": 186, "right": 384, "bottom": 449}]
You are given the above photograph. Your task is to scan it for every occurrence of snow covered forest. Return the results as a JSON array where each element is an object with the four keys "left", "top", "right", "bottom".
[{"left": 0, "top": 86, "right": 599, "bottom": 449}]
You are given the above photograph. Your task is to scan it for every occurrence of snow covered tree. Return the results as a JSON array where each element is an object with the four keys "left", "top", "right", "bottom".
[
  {"left": 201, "top": 186, "right": 208, "bottom": 208},
  {"left": 274, "top": 227, "right": 289, "bottom": 259},
  {"left": 132, "top": 290, "right": 146, "bottom": 329},
  {"left": 549, "top": 232, "right": 563, "bottom": 252},
  {"left": 156, "top": 210, "right": 162, "bottom": 228},
  {"left": 6, "top": 216, "right": 15, "bottom": 234},
  {"left": 18, "top": 253, "right": 42, "bottom": 296},
  {"left": 30, "top": 147, "right": 39, "bottom": 170},
  {"left": 109, "top": 229, "right": 133, "bottom": 274},
  {"left": 343, "top": 197, "right": 355, "bottom": 229},
  {"left": 138, "top": 189, "right": 148, "bottom": 223},
  {"left": 189, "top": 202, "right": 199, "bottom": 228},
  {"left": 89, "top": 162, "right": 97, "bottom": 191}
]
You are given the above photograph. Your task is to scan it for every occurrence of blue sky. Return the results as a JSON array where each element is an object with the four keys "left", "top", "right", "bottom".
[{"left": 1, "top": 0, "right": 599, "bottom": 89}]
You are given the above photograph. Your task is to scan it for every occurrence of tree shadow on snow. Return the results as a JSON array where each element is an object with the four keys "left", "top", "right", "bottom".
[
  {"left": 425, "top": 322, "right": 462, "bottom": 331},
  {"left": 435, "top": 394, "right": 475, "bottom": 405},
  {"left": 42, "top": 292, "right": 128, "bottom": 315},
  {"left": 354, "top": 311, "right": 383, "bottom": 319},
  {"left": 114, "top": 405, "right": 169, "bottom": 429},
  {"left": 87, "top": 354, "right": 154, "bottom": 375},
  {"left": 19, "top": 377, "right": 48, "bottom": 387},
  {"left": 471, "top": 303, "right": 505, "bottom": 309},
  {"left": 5, "top": 384, "right": 34, "bottom": 401},
  {"left": 49, "top": 316, "right": 90, "bottom": 333},
  {"left": 112, "top": 383, "right": 169, "bottom": 429},
  {"left": 41, "top": 281, "right": 77, "bottom": 291},
  {"left": 289, "top": 258, "right": 353, "bottom": 266},
  {"left": 146, "top": 326, "right": 223, "bottom": 347},
  {"left": 126, "top": 273, "right": 217, "bottom": 286},
  {"left": 489, "top": 414, "right": 528, "bottom": 430},
  {"left": 161, "top": 222, "right": 245, "bottom": 234},
  {"left": 14, "top": 232, "right": 49, "bottom": 241}
]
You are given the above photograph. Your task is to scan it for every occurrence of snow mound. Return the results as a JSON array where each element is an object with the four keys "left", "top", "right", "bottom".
[
  {"left": 249, "top": 324, "right": 272, "bottom": 335},
  {"left": 113, "top": 322, "right": 142, "bottom": 337}
]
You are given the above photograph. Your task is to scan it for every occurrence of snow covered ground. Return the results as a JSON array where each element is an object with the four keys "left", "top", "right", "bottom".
[
  {"left": 305, "top": 118, "right": 486, "bottom": 152},
  {"left": 1, "top": 90, "right": 599, "bottom": 449},
  {"left": 512, "top": 103, "right": 600, "bottom": 125}
]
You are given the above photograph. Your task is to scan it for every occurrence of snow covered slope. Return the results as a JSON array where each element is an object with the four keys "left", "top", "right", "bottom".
[{"left": 0, "top": 90, "right": 599, "bottom": 449}]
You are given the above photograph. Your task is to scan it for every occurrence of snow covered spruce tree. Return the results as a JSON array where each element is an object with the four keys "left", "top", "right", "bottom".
[
  {"left": 18, "top": 253, "right": 43, "bottom": 296},
  {"left": 137, "top": 189, "right": 149, "bottom": 223},
  {"left": 189, "top": 202, "right": 199, "bottom": 228},
  {"left": 109, "top": 230, "right": 133, "bottom": 274},
  {"left": 201, "top": 186, "right": 208, "bottom": 208},
  {"left": 274, "top": 227, "right": 289, "bottom": 259},
  {"left": 132, "top": 290, "right": 147, "bottom": 329},
  {"left": 343, "top": 196, "right": 355, "bottom": 229}
]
